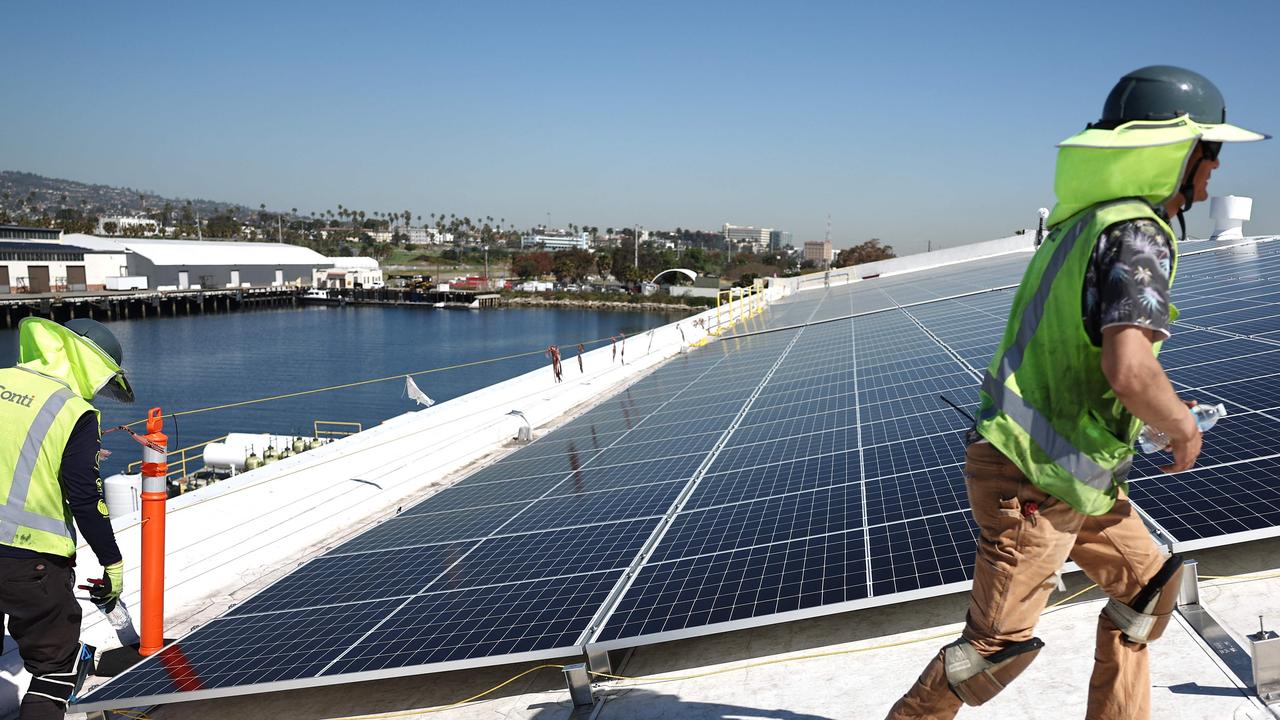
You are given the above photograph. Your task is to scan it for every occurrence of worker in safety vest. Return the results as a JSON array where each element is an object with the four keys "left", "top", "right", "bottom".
[
  {"left": 886, "top": 67, "right": 1268, "bottom": 720},
  {"left": 0, "top": 317, "right": 133, "bottom": 719}
]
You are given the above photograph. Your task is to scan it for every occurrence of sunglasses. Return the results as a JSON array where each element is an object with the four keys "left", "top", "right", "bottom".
[{"left": 1202, "top": 141, "right": 1223, "bottom": 162}]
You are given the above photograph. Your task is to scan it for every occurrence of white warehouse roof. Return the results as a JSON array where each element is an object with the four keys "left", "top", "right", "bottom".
[
  {"left": 62, "top": 234, "right": 331, "bottom": 266},
  {"left": 325, "top": 256, "right": 380, "bottom": 269}
]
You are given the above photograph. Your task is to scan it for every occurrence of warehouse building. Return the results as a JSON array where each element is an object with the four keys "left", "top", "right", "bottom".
[
  {"left": 313, "top": 256, "right": 384, "bottom": 288},
  {"left": 63, "top": 234, "right": 332, "bottom": 289},
  {"left": 0, "top": 226, "right": 130, "bottom": 294}
]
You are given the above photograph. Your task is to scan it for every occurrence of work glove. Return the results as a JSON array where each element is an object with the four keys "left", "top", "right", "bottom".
[{"left": 78, "top": 561, "right": 124, "bottom": 613}]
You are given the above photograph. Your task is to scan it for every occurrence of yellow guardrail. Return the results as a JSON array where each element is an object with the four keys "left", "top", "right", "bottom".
[
  {"left": 118, "top": 419, "right": 363, "bottom": 481},
  {"left": 314, "top": 420, "right": 363, "bottom": 438},
  {"left": 711, "top": 284, "right": 767, "bottom": 334},
  {"left": 126, "top": 435, "right": 228, "bottom": 482}
]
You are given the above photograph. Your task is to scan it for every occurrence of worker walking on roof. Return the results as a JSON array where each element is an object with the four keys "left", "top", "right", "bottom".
[
  {"left": 0, "top": 318, "right": 134, "bottom": 719},
  {"left": 885, "top": 66, "right": 1268, "bottom": 720}
]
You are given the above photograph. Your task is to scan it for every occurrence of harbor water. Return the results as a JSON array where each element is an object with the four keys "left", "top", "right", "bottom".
[{"left": 0, "top": 304, "right": 682, "bottom": 476}]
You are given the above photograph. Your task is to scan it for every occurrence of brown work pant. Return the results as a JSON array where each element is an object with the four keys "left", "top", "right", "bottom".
[{"left": 885, "top": 442, "right": 1167, "bottom": 720}]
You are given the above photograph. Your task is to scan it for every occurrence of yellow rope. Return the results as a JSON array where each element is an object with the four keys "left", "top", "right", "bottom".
[
  {"left": 106, "top": 710, "right": 151, "bottom": 720},
  {"left": 1044, "top": 581, "right": 1101, "bottom": 609},
  {"left": 117, "top": 333, "right": 626, "bottom": 429},
  {"left": 101, "top": 565, "right": 1280, "bottom": 719},
  {"left": 318, "top": 664, "right": 566, "bottom": 719}
]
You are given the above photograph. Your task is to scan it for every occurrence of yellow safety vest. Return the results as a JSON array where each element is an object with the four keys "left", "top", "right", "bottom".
[{"left": 0, "top": 366, "right": 97, "bottom": 556}]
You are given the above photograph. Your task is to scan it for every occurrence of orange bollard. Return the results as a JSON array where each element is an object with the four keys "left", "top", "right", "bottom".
[{"left": 139, "top": 407, "right": 168, "bottom": 656}]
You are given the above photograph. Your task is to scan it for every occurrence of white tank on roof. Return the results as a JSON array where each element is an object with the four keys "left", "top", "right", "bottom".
[{"left": 103, "top": 473, "right": 142, "bottom": 518}]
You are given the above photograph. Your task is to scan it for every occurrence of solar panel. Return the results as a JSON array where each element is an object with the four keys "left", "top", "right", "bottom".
[
  {"left": 77, "top": 237, "right": 1280, "bottom": 712},
  {"left": 1128, "top": 457, "right": 1280, "bottom": 549},
  {"left": 595, "top": 531, "right": 871, "bottom": 645}
]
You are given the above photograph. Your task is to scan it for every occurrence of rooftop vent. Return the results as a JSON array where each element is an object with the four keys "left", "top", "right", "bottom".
[{"left": 1210, "top": 195, "right": 1253, "bottom": 241}]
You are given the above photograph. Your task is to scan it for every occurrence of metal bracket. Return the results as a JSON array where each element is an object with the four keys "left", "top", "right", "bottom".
[
  {"left": 1176, "top": 558, "right": 1261, "bottom": 696},
  {"left": 587, "top": 646, "right": 612, "bottom": 676},
  {"left": 563, "top": 662, "right": 593, "bottom": 706},
  {"left": 1178, "top": 558, "right": 1200, "bottom": 607},
  {"left": 1249, "top": 627, "right": 1280, "bottom": 704}
]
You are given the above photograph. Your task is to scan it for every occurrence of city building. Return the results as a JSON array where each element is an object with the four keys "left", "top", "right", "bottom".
[
  {"left": 666, "top": 274, "right": 726, "bottom": 299},
  {"left": 96, "top": 215, "right": 160, "bottom": 236},
  {"left": 804, "top": 240, "right": 833, "bottom": 266},
  {"left": 769, "top": 230, "right": 793, "bottom": 252},
  {"left": 388, "top": 226, "right": 430, "bottom": 245},
  {"left": 313, "top": 257, "right": 383, "bottom": 289},
  {"left": 723, "top": 224, "right": 772, "bottom": 254},
  {"left": 64, "top": 234, "right": 331, "bottom": 289},
  {"left": 520, "top": 232, "right": 591, "bottom": 251}
]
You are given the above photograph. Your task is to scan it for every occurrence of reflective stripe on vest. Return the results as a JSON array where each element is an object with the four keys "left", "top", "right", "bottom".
[
  {"left": 977, "top": 210, "right": 1115, "bottom": 492},
  {"left": 0, "top": 383, "right": 78, "bottom": 543}
]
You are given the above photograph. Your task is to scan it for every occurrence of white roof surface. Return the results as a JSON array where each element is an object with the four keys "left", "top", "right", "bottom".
[
  {"left": 325, "top": 256, "right": 380, "bottom": 269},
  {"left": 62, "top": 234, "right": 330, "bottom": 266}
]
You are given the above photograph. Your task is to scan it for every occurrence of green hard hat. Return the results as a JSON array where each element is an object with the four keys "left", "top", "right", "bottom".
[{"left": 1097, "top": 65, "right": 1268, "bottom": 143}]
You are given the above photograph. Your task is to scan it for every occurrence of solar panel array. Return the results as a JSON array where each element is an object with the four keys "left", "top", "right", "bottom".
[{"left": 77, "top": 237, "right": 1280, "bottom": 711}]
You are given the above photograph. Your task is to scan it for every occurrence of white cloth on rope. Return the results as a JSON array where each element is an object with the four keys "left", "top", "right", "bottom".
[{"left": 405, "top": 376, "right": 435, "bottom": 407}]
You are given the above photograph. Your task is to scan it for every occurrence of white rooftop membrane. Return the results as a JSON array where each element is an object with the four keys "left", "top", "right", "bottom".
[{"left": 61, "top": 234, "right": 331, "bottom": 266}]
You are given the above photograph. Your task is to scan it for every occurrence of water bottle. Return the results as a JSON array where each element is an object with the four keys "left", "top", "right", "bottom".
[
  {"left": 102, "top": 599, "right": 133, "bottom": 630},
  {"left": 1137, "top": 403, "right": 1228, "bottom": 454}
]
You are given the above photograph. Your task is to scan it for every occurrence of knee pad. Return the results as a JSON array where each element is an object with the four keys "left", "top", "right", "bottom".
[
  {"left": 1103, "top": 554, "right": 1183, "bottom": 644},
  {"left": 943, "top": 637, "right": 1044, "bottom": 706},
  {"left": 26, "top": 643, "right": 95, "bottom": 707}
]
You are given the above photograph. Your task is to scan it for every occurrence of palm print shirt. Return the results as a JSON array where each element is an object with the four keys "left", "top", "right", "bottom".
[{"left": 1082, "top": 218, "right": 1175, "bottom": 347}]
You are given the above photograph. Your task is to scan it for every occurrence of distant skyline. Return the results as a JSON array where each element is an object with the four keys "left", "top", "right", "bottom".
[{"left": 3, "top": 1, "right": 1277, "bottom": 254}]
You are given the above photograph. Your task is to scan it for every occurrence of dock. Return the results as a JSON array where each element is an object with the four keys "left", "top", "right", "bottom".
[
  {"left": 0, "top": 286, "right": 300, "bottom": 327},
  {"left": 313, "top": 287, "right": 503, "bottom": 308}
]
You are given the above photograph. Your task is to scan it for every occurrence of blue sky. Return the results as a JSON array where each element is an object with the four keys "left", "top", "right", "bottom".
[{"left": 3, "top": 0, "right": 1277, "bottom": 254}]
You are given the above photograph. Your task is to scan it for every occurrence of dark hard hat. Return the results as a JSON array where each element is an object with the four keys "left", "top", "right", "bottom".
[
  {"left": 64, "top": 318, "right": 124, "bottom": 366},
  {"left": 63, "top": 318, "right": 133, "bottom": 402},
  {"left": 1100, "top": 65, "right": 1226, "bottom": 125}
]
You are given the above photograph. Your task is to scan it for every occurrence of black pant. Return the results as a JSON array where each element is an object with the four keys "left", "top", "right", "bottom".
[{"left": 0, "top": 556, "right": 81, "bottom": 720}]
